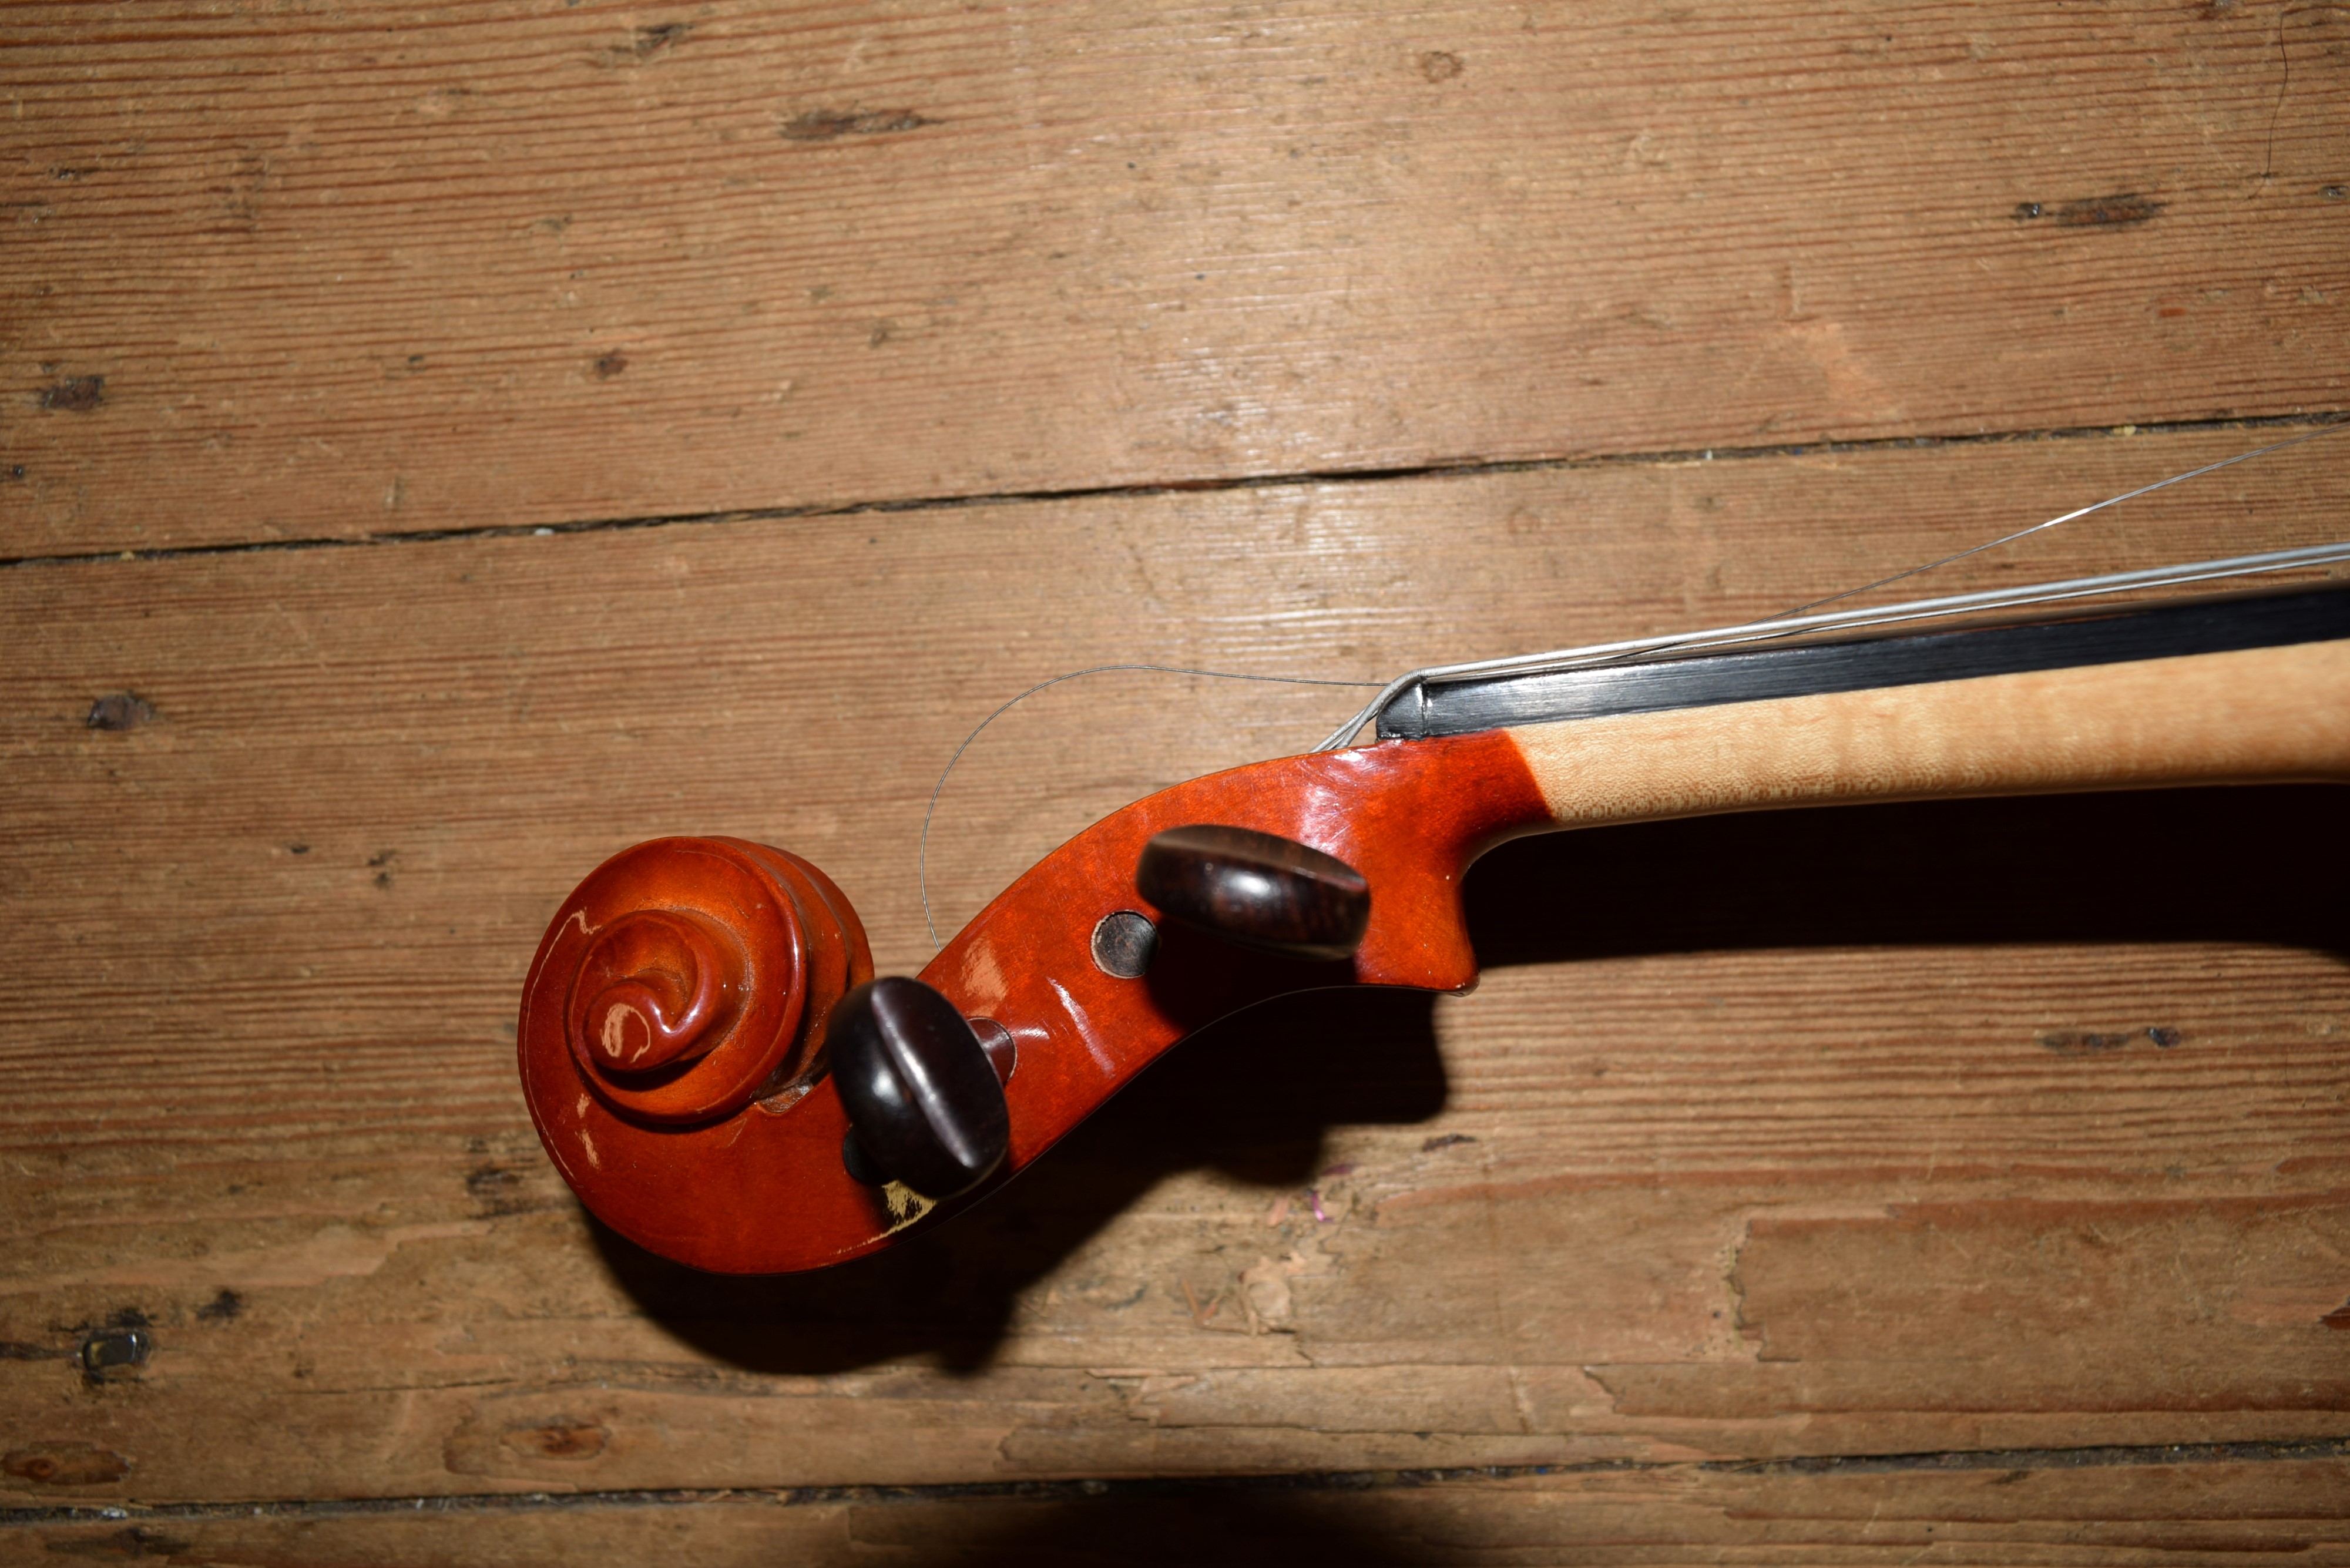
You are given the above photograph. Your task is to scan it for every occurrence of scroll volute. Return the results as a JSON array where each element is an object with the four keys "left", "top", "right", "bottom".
[{"left": 521, "top": 837, "right": 871, "bottom": 1127}]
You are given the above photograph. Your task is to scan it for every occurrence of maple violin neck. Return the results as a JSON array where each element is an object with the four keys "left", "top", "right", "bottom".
[
  {"left": 1498, "top": 592, "right": 2350, "bottom": 831},
  {"left": 517, "top": 580, "right": 2350, "bottom": 1275},
  {"left": 1386, "top": 579, "right": 2350, "bottom": 738}
]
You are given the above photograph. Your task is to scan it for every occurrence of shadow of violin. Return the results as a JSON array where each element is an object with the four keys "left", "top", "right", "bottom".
[
  {"left": 588, "top": 783, "right": 2346, "bottom": 1375},
  {"left": 1465, "top": 781, "right": 2349, "bottom": 968},
  {"left": 586, "top": 979, "right": 1447, "bottom": 1374},
  {"left": 804, "top": 1484, "right": 1446, "bottom": 1566}
]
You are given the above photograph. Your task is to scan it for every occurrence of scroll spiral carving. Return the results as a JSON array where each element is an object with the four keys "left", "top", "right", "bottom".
[{"left": 522, "top": 837, "right": 872, "bottom": 1130}]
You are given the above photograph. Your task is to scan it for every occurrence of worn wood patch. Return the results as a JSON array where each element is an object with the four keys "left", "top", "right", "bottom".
[
  {"left": 5, "top": 0, "right": 2348, "bottom": 554},
  {"left": 2, "top": 432, "right": 2346, "bottom": 1510}
]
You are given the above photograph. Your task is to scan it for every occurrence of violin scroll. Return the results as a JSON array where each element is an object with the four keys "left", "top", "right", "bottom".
[
  {"left": 568, "top": 908, "right": 743, "bottom": 1076},
  {"left": 526, "top": 837, "right": 871, "bottom": 1124}
]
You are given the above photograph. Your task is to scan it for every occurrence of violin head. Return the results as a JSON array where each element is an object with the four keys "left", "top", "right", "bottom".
[{"left": 514, "top": 730, "right": 1542, "bottom": 1273}]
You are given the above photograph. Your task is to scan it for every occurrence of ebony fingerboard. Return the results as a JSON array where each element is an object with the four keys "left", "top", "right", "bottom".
[{"left": 1376, "top": 581, "right": 2350, "bottom": 741}]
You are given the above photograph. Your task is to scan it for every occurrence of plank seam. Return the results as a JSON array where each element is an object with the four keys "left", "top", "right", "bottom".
[
  {"left": 6, "top": 412, "right": 2342, "bottom": 573},
  {"left": 3, "top": 1436, "right": 2342, "bottom": 1525}
]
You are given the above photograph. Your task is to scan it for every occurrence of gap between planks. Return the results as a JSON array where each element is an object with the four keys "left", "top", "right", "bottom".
[
  {"left": 4, "top": 1435, "right": 2345, "bottom": 1527},
  {"left": 6, "top": 412, "right": 2342, "bottom": 573}
]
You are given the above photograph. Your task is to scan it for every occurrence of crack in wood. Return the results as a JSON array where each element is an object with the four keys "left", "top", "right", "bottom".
[
  {"left": 4, "top": 414, "right": 2342, "bottom": 573},
  {"left": 3, "top": 1436, "right": 2341, "bottom": 1525}
]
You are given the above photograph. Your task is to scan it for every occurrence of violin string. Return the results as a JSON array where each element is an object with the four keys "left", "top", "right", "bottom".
[
  {"left": 1768, "top": 418, "right": 2350, "bottom": 620},
  {"left": 919, "top": 663, "right": 1382, "bottom": 948},
  {"left": 1314, "top": 419, "right": 2350, "bottom": 748}
]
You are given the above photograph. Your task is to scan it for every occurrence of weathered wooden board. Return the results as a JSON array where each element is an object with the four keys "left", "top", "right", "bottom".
[
  {"left": 9, "top": 1453, "right": 2350, "bottom": 1565},
  {"left": 4, "top": 431, "right": 2346, "bottom": 1517},
  {"left": 6, "top": 0, "right": 2348, "bottom": 556}
]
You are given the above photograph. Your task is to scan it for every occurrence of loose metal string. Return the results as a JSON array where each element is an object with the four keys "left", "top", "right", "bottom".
[
  {"left": 1316, "top": 539, "right": 2350, "bottom": 750},
  {"left": 1771, "top": 420, "right": 2350, "bottom": 620},
  {"left": 1318, "top": 421, "right": 2350, "bottom": 750},
  {"left": 921, "top": 664, "right": 1381, "bottom": 947}
]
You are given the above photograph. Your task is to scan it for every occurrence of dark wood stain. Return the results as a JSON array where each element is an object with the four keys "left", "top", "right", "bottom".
[
  {"left": 85, "top": 693, "right": 156, "bottom": 731},
  {"left": 780, "top": 109, "right": 936, "bottom": 141},
  {"left": 2052, "top": 193, "right": 2167, "bottom": 227},
  {"left": 3, "top": 1443, "right": 132, "bottom": 1486},
  {"left": 38, "top": 375, "right": 105, "bottom": 411}
]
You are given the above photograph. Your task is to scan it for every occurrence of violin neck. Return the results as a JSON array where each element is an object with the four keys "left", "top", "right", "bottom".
[
  {"left": 1458, "top": 582, "right": 2350, "bottom": 830},
  {"left": 1384, "top": 582, "right": 2350, "bottom": 739}
]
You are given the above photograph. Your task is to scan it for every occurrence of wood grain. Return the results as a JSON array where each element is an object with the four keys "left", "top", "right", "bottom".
[
  {"left": 9, "top": 1455, "right": 2350, "bottom": 1564},
  {"left": 6, "top": 0, "right": 2349, "bottom": 555},
  {"left": 4, "top": 432, "right": 2346, "bottom": 1525},
  {"left": 1513, "top": 636, "right": 2350, "bottom": 825},
  {"left": 9, "top": 0, "right": 2349, "bottom": 1543}
]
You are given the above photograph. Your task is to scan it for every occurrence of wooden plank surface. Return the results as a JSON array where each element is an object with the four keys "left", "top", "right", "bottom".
[
  {"left": 9, "top": 1452, "right": 2350, "bottom": 1564},
  {"left": 7, "top": 0, "right": 2350, "bottom": 1554},
  {"left": 6, "top": 0, "right": 2349, "bottom": 555},
  {"left": 4, "top": 434, "right": 2348, "bottom": 1550}
]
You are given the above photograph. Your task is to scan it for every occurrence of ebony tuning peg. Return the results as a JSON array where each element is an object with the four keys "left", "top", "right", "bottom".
[
  {"left": 1135, "top": 824, "right": 1371, "bottom": 962},
  {"left": 831, "top": 977, "right": 1010, "bottom": 1201}
]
